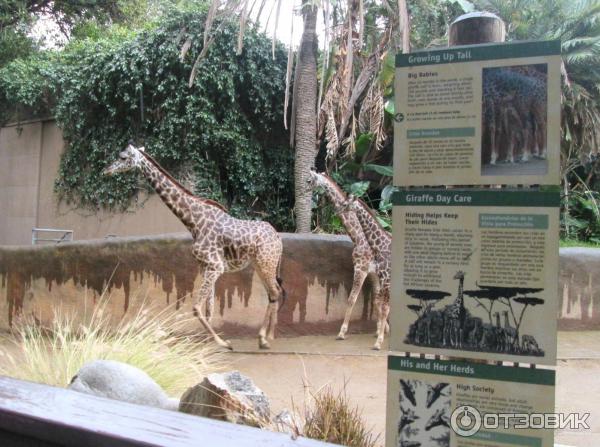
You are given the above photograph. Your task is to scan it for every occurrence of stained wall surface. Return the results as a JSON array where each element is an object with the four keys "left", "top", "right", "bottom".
[{"left": 0, "top": 234, "right": 375, "bottom": 338}]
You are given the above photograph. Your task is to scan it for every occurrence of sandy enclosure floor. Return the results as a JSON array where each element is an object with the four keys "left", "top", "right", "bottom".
[
  {"left": 229, "top": 332, "right": 600, "bottom": 447},
  {"left": 1, "top": 331, "right": 599, "bottom": 446}
]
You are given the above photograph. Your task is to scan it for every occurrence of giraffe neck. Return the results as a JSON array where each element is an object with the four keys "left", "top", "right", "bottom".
[
  {"left": 317, "top": 175, "right": 346, "bottom": 210},
  {"left": 354, "top": 201, "right": 391, "bottom": 253},
  {"left": 456, "top": 277, "right": 464, "bottom": 309},
  {"left": 317, "top": 176, "right": 366, "bottom": 246},
  {"left": 138, "top": 155, "right": 200, "bottom": 230}
]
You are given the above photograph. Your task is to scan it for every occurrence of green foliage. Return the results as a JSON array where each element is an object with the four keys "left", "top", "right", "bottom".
[
  {"left": 0, "top": 7, "right": 294, "bottom": 229},
  {"left": 0, "top": 51, "right": 55, "bottom": 121},
  {"left": 560, "top": 238, "right": 600, "bottom": 248},
  {"left": 0, "top": 0, "right": 126, "bottom": 30},
  {"left": 562, "top": 190, "right": 600, "bottom": 243},
  {"left": 0, "top": 27, "right": 35, "bottom": 66},
  {"left": 409, "top": 0, "right": 469, "bottom": 48}
]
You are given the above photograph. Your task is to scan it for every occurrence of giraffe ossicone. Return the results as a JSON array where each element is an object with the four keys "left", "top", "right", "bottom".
[{"left": 104, "top": 143, "right": 285, "bottom": 351}]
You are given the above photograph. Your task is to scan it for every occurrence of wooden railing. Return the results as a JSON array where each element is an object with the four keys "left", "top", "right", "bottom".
[{"left": 0, "top": 376, "right": 334, "bottom": 447}]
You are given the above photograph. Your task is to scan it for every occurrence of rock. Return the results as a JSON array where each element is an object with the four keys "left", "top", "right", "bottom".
[
  {"left": 68, "top": 360, "right": 179, "bottom": 411},
  {"left": 179, "top": 371, "right": 270, "bottom": 426}
]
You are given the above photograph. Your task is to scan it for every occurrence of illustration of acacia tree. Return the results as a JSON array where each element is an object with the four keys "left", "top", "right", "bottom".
[
  {"left": 463, "top": 288, "right": 505, "bottom": 325},
  {"left": 407, "top": 304, "right": 424, "bottom": 318},
  {"left": 465, "top": 285, "right": 544, "bottom": 349},
  {"left": 513, "top": 296, "right": 545, "bottom": 346},
  {"left": 406, "top": 289, "right": 451, "bottom": 315},
  {"left": 406, "top": 289, "right": 451, "bottom": 343}
]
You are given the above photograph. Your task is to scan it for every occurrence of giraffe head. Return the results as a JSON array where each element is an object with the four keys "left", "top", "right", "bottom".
[
  {"left": 339, "top": 194, "right": 358, "bottom": 214},
  {"left": 306, "top": 170, "right": 323, "bottom": 192},
  {"left": 453, "top": 271, "right": 465, "bottom": 280},
  {"left": 103, "top": 143, "right": 146, "bottom": 176}
]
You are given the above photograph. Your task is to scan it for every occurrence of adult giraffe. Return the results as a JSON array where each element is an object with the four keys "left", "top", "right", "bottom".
[
  {"left": 443, "top": 271, "right": 467, "bottom": 349},
  {"left": 307, "top": 171, "right": 378, "bottom": 340},
  {"left": 103, "top": 143, "right": 285, "bottom": 350}
]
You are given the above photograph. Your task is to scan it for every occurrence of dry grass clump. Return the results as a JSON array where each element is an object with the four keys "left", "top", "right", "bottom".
[
  {"left": 0, "top": 300, "right": 227, "bottom": 395},
  {"left": 301, "top": 384, "right": 379, "bottom": 447}
]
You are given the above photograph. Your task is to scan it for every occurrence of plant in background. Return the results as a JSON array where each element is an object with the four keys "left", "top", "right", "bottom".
[
  {"left": 0, "top": 5, "right": 295, "bottom": 230},
  {"left": 0, "top": 300, "right": 227, "bottom": 395}
]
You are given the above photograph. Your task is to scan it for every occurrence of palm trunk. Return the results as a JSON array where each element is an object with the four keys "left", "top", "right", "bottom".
[{"left": 293, "top": 4, "right": 318, "bottom": 233}]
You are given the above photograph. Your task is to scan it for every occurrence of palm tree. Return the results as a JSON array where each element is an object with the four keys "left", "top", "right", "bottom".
[
  {"left": 183, "top": 0, "right": 409, "bottom": 232},
  {"left": 292, "top": 2, "right": 318, "bottom": 232}
]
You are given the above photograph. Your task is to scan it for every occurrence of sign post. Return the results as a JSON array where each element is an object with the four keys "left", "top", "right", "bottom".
[{"left": 387, "top": 19, "right": 561, "bottom": 446}]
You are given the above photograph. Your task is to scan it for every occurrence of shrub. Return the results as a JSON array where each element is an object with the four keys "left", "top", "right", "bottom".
[
  {"left": 0, "top": 300, "right": 227, "bottom": 395},
  {"left": 0, "top": 6, "right": 294, "bottom": 230},
  {"left": 302, "top": 384, "right": 379, "bottom": 447}
]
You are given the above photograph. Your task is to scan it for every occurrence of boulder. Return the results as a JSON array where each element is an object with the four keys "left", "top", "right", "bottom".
[
  {"left": 68, "top": 360, "right": 179, "bottom": 411},
  {"left": 179, "top": 371, "right": 270, "bottom": 426}
]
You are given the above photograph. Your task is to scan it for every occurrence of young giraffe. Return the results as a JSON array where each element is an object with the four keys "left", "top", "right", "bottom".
[
  {"left": 103, "top": 144, "right": 285, "bottom": 350},
  {"left": 306, "top": 171, "right": 378, "bottom": 340},
  {"left": 341, "top": 195, "right": 391, "bottom": 350}
]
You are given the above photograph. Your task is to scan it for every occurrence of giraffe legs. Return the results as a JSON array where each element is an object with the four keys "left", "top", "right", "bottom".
[
  {"left": 337, "top": 266, "right": 369, "bottom": 340},
  {"left": 193, "top": 268, "right": 232, "bottom": 350},
  {"left": 369, "top": 274, "right": 383, "bottom": 338},
  {"left": 373, "top": 296, "right": 390, "bottom": 351},
  {"left": 255, "top": 254, "right": 284, "bottom": 350}
]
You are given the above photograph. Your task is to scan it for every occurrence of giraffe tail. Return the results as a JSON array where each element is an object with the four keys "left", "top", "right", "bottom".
[
  {"left": 276, "top": 276, "right": 286, "bottom": 310},
  {"left": 276, "top": 257, "right": 286, "bottom": 311}
]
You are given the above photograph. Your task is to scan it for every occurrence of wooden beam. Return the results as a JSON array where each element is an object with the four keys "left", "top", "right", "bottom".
[{"left": 0, "top": 376, "right": 334, "bottom": 447}]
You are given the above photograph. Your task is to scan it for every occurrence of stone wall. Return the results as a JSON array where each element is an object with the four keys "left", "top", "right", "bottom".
[
  {"left": 0, "top": 235, "right": 598, "bottom": 336},
  {"left": 559, "top": 247, "right": 600, "bottom": 330}
]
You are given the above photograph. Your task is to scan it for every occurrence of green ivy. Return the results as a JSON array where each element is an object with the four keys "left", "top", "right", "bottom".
[{"left": 0, "top": 7, "right": 294, "bottom": 230}]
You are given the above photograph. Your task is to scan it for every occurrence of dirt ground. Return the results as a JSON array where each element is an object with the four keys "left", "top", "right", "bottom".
[
  {"left": 229, "top": 332, "right": 600, "bottom": 447},
  {"left": 0, "top": 331, "right": 597, "bottom": 446}
]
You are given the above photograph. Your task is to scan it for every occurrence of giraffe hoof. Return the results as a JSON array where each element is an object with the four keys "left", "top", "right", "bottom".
[
  {"left": 336, "top": 334, "right": 346, "bottom": 341},
  {"left": 224, "top": 341, "right": 233, "bottom": 351},
  {"left": 259, "top": 341, "right": 271, "bottom": 350},
  {"left": 372, "top": 345, "right": 382, "bottom": 351}
]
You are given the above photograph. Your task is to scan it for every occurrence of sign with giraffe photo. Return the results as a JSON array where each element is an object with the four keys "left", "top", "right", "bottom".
[
  {"left": 389, "top": 190, "right": 559, "bottom": 365},
  {"left": 393, "top": 40, "right": 561, "bottom": 186},
  {"left": 386, "top": 356, "right": 556, "bottom": 447}
]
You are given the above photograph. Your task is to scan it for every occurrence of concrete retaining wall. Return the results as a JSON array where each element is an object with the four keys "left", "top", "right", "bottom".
[
  {"left": 559, "top": 247, "right": 600, "bottom": 330},
  {"left": 0, "top": 236, "right": 598, "bottom": 336},
  {"left": 0, "top": 233, "right": 375, "bottom": 337}
]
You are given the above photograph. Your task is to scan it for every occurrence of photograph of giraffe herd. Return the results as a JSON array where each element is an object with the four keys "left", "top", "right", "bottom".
[
  {"left": 397, "top": 379, "right": 451, "bottom": 447},
  {"left": 481, "top": 64, "right": 548, "bottom": 175},
  {"left": 404, "top": 271, "right": 545, "bottom": 356}
]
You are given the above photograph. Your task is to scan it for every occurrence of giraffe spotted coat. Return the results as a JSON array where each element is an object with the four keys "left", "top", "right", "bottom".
[{"left": 103, "top": 144, "right": 285, "bottom": 350}]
